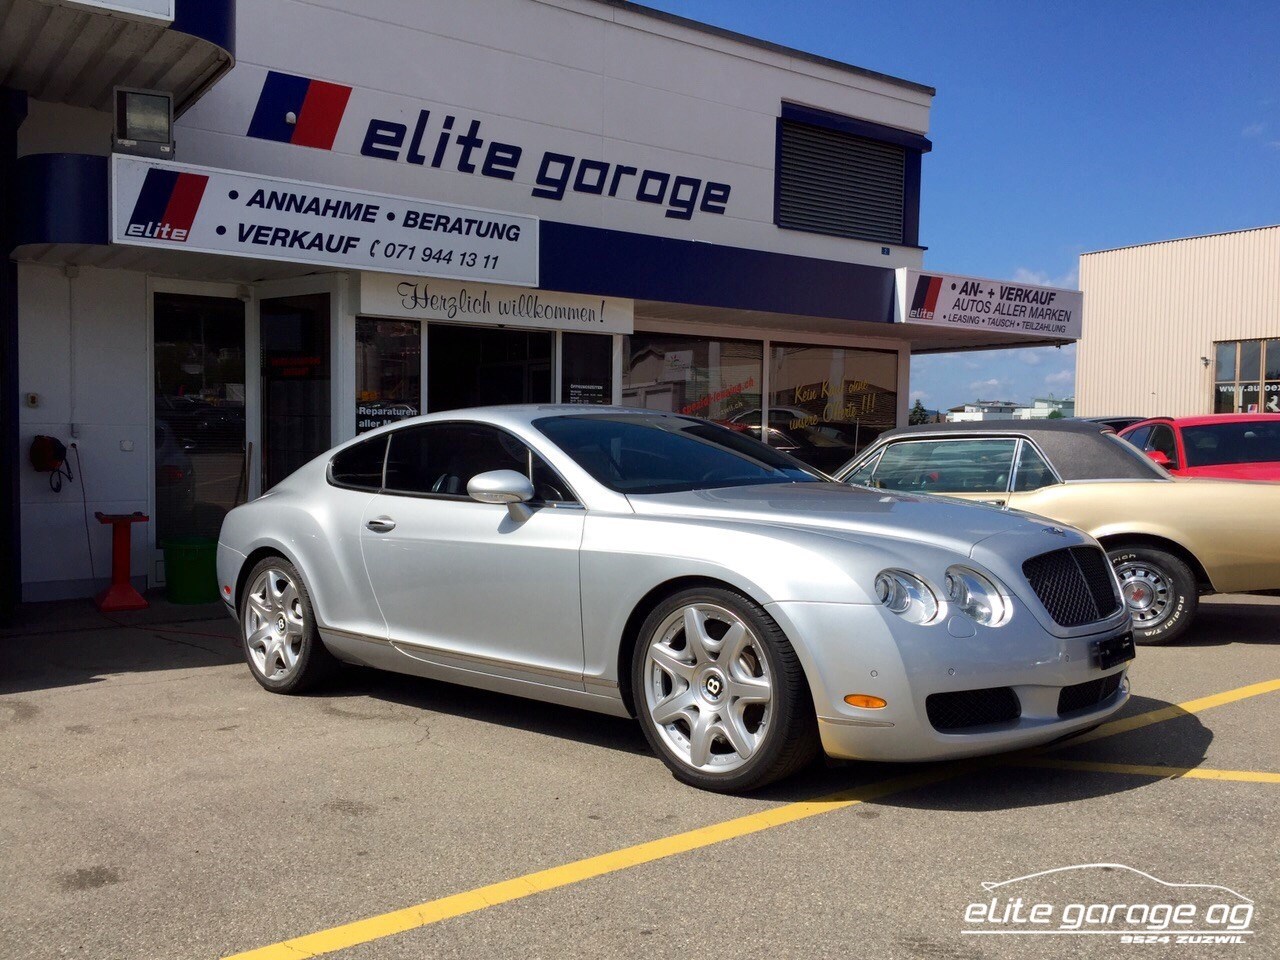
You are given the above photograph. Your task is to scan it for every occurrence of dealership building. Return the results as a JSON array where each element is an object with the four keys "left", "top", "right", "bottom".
[
  {"left": 1077, "top": 225, "right": 1280, "bottom": 418},
  {"left": 0, "top": 0, "right": 1083, "bottom": 611}
]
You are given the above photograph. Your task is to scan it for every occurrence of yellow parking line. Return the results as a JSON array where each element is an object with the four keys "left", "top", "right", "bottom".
[
  {"left": 223, "top": 677, "right": 1280, "bottom": 960},
  {"left": 1052, "top": 678, "right": 1280, "bottom": 748},
  {"left": 1017, "top": 758, "right": 1280, "bottom": 783}
]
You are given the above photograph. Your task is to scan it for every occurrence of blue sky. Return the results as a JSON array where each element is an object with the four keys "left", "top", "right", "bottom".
[{"left": 641, "top": 0, "right": 1280, "bottom": 411}]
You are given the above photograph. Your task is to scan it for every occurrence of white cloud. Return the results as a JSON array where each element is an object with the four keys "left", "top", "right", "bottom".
[
  {"left": 910, "top": 389, "right": 930, "bottom": 402},
  {"left": 1045, "top": 369, "right": 1074, "bottom": 387},
  {"left": 969, "top": 378, "right": 1003, "bottom": 394},
  {"left": 1020, "top": 352, "right": 1043, "bottom": 366},
  {"left": 1243, "top": 121, "right": 1266, "bottom": 137},
  {"left": 1012, "top": 266, "right": 1079, "bottom": 290}
]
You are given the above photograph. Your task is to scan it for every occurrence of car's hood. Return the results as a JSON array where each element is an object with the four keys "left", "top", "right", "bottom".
[{"left": 627, "top": 482, "right": 1068, "bottom": 555}]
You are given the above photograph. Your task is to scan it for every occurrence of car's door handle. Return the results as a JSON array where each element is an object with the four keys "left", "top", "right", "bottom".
[
  {"left": 980, "top": 499, "right": 1007, "bottom": 507},
  {"left": 365, "top": 516, "right": 396, "bottom": 533}
]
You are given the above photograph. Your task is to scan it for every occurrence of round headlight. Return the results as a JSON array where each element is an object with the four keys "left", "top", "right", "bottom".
[
  {"left": 945, "top": 566, "right": 1009, "bottom": 627},
  {"left": 874, "top": 570, "right": 939, "bottom": 625}
]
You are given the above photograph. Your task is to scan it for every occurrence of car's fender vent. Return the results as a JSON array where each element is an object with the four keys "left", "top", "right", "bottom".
[
  {"left": 1022, "top": 546, "right": 1122, "bottom": 627},
  {"left": 1057, "top": 672, "right": 1124, "bottom": 716},
  {"left": 926, "top": 687, "right": 1021, "bottom": 732}
]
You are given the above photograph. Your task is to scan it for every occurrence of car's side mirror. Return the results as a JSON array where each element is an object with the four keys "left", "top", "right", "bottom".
[
  {"left": 1146, "top": 450, "right": 1172, "bottom": 468},
  {"left": 468, "top": 469, "right": 535, "bottom": 520}
]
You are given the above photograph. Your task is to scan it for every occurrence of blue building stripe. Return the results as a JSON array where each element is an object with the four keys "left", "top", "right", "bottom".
[{"left": 247, "top": 72, "right": 312, "bottom": 143}]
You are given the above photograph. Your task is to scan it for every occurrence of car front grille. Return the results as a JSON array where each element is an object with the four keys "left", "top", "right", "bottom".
[
  {"left": 1057, "top": 672, "right": 1124, "bottom": 716},
  {"left": 926, "top": 687, "right": 1021, "bottom": 732},
  {"left": 1022, "top": 546, "right": 1122, "bottom": 627}
]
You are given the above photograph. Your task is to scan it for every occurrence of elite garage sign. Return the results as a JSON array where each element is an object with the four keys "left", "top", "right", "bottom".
[
  {"left": 111, "top": 155, "right": 539, "bottom": 285},
  {"left": 246, "top": 70, "right": 734, "bottom": 222}
]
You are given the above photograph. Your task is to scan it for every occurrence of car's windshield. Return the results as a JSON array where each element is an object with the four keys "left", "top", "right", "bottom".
[
  {"left": 535, "top": 414, "right": 824, "bottom": 494},
  {"left": 1182, "top": 421, "right": 1280, "bottom": 467}
]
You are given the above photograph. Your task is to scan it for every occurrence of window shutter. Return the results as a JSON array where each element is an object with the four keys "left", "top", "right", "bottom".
[{"left": 776, "top": 119, "right": 906, "bottom": 244}]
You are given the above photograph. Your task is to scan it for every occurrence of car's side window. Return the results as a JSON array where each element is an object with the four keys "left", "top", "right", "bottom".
[
  {"left": 844, "top": 450, "right": 882, "bottom": 486},
  {"left": 868, "top": 439, "right": 1018, "bottom": 493},
  {"left": 1148, "top": 425, "right": 1180, "bottom": 467},
  {"left": 1012, "top": 442, "right": 1058, "bottom": 492},
  {"left": 1125, "top": 425, "right": 1153, "bottom": 449},
  {"left": 328, "top": 435, "right": 388, "bottom": 491},
  {"left": 383, "top": 423, "right": 576, "bottom": 503}
]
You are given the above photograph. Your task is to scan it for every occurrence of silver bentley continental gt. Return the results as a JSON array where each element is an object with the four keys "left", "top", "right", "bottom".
[{"left": 217, "top": 406, "right": 1135, "bottom": 792}]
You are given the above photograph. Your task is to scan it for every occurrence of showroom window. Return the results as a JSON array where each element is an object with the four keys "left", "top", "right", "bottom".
[
  {"left": 769, "top": 344, "right": 898, "bottom": 471},
  {"left": 1214, "top": 339, "right": 1280, "bottom": 413},
  {"left": 356, "top": 318, "right": 421, "bottom": 433},
  {"left": 621, "top": 333, "right": 763, "bottom": 429}
]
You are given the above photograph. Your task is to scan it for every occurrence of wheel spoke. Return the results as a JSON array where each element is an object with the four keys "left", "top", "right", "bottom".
[
  {"left": 267, "top": 572, "right": 287, "bottom": 607},
  {"left": 247, "top": 622, "right": 273, "bottom": 649},
  {"left": 246, "top": 594, "right": 272, "bottom": 621},
  {"left": 720, "top": 622, "right": 749, "bottom": 665},
  {"left": 718, "top": 709, "right": 756, "bottom": 760},
  {"left": 650, "top": 687, "right": 696, "bottom": 725},
  {"left": 687, "top": 709, "right": 714, "bottom": 767},
  {"left": 650, "top": 645, "right": 695, "bottom": 682},
  {"left": 683, "top": 607, "right": 714, "bottom": 663},
  {"left": 728, "top": 674, "right": 771, "bottom": 705}
]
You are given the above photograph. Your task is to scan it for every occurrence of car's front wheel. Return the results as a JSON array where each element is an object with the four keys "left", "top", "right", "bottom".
[
  {"left": 1108, "top": 545, "right": 1198, "bottom": 645},
  {"left": 632, "top": 587, "right": 819, "bottom": 792},
  {"left": 239, "top": 557, "right": 338, "bottom": 693}
]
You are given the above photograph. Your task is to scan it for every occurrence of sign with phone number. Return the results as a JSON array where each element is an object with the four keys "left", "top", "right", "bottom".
[{"left": 111, "top": 155, "right": 539, "bottom": 286}]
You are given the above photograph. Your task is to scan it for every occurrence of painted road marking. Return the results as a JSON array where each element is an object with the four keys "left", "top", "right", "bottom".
[
  {"left": 223, "top": 677, "right": 1280, "bottom": 960},
  {"left": 1018, "top": 758, "right": 1280, "bottom": 783}
]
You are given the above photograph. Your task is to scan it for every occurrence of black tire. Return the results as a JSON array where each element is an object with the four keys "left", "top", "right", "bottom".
[
  {"left": 1107, "top": 546, "right": 1198, "bottom": 645},
  {"left": 238, "top": 556, "right": 339, "bottom": 693},
  {"left": 631, "top": 586, "right": 819, "bottom": 792}
]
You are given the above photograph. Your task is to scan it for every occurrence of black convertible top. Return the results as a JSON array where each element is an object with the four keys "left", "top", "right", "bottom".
[{"left": 871, "top": 419, "right": 1166, "bottom": 481}]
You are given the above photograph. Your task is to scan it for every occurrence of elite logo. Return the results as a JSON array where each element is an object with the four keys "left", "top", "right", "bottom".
[
  {"left": 126, "top": 168, "right": 209, "bottom": 242},
  {"left": 247, "top": 70, "right": 353, "bottom": 150},
  {"left": 909, "top": 274, "right": 944, "bottom": 320}
]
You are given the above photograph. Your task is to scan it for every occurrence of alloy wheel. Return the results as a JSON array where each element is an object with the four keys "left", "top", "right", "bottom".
[
  {"left": 244, "top": 568, "right": 306, "bottom": 681},
  {"left": 642, "top": 602, "right": 774, "bottom": 774}
]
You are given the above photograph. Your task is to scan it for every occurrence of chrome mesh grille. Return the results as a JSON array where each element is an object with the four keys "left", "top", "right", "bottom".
[
  {"left": 925, "top": 687, "right": 1021, "bottom": 732},
  {"left": 1058, "top": 672, "right": 1124, "bottom": 716},
  {"left": 1022, "top": 546, "right": 1121, "bottom": 627}
]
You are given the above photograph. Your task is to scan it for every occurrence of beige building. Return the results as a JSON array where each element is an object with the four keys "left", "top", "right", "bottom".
[{"left": 1076, "top": 225, "right": 1280, "bottom": 417}]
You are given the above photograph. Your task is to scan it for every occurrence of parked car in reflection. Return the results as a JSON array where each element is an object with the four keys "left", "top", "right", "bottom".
[
  {"left": 724, "top": 407, "right": 886, "bottom": 472},
  {"left": 218, "top": 406, "right": 1133, "bottom": 792},
  {"left": 1119, "top": 414, "right": 1280, "bottom": 481},
  {"left": 836, "top": 420, "right": 1280, "bottom": 645}
]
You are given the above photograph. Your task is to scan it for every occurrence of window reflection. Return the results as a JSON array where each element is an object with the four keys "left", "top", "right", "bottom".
[{"left": 621, "top": 334, "right": 762, "bottom": 429}]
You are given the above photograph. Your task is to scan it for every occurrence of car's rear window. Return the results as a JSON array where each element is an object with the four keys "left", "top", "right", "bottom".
[
  {"left": 534, "top": 414, "right": 822, "bottom": 495},
  {"left": 1182, "top": 421, "right": 1280, "bottom": 467}
]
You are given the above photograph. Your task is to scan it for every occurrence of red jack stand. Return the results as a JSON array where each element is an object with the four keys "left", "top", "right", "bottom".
[{"left": 94, "top": 511, "right": 150, "bottom": 612}]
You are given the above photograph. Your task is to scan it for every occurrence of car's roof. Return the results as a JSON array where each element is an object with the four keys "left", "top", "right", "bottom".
[
  {"left": 1123, "top": 413, "right": 1280, "bottom": 429},
  {"left": 870, "top": 419, "right": 1162, "bottom": 481}
]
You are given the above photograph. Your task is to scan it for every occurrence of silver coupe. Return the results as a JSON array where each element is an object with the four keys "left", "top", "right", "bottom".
[{"left": 217, "top": 406, "right": 1134, "bottom": 792}]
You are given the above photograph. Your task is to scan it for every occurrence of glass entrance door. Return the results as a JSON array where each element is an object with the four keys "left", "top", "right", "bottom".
[
  {"left": 153, "top": 292, "right": 247, "bottom": 572},
  {"left": 260, "top": 293, "right": 331, "bottom": 490},
  {"left": 427, "top": 325, "right": 553, "bottom": 412}
]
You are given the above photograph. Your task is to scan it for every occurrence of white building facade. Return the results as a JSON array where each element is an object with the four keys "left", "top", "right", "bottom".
[{"left": 1, "top": 0, "right": 1083, "bottom": 608}]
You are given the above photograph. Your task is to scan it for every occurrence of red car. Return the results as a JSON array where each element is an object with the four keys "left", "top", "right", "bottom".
[{"left": 1119, "top": 414, "right": 1280, "bottom": 480}]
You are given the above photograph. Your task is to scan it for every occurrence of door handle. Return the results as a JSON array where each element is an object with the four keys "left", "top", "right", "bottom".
[{"left": 365, "top": 516, "right": 396, "bottom": 533}]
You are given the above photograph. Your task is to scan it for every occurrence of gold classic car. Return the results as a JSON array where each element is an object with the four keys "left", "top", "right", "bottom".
[{"left": 835, "top": 420, "right": 1280, "bottom": 645}]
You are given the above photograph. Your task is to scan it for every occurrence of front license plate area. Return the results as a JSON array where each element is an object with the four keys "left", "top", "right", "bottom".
[{"left": 1092, "top": 632, "right": 1135, "bottom": 670}]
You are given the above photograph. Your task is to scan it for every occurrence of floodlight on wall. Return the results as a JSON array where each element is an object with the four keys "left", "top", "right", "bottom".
[{"left": 113, "top": 88, "right": 174, "bottom": 159}]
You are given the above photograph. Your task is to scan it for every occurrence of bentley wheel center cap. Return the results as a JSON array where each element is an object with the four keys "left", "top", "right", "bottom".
[
  {"left": 276, "top": 615, "right": 287, "bottom": 633},
  {"left": 702, "top": 670, "right": 725, "bottom": 702}
]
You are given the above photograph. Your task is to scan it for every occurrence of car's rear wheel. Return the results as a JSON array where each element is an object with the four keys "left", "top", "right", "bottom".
[
  {"left": 632, "top": 587, "right": 819, "bottom": 792},
  {"left": 1107, "top": 546, "right": 1197, "bottom": 645},
  {"left": 240, "top": 557, "right": 338, "bottom": 693}
]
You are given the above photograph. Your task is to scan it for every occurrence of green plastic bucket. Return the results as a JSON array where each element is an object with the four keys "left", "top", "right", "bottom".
[{"left": 163, "top": 536, "right": 219, "bottom": 604}]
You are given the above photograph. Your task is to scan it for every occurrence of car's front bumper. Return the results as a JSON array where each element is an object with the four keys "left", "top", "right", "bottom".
[{"left": 767, "top": 600, "right": 1131, "bottom": 762}]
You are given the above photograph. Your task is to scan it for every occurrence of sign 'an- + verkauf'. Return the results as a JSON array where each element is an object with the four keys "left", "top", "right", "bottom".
[{"left": 111, "top": 155, "right": 539, "bottom": 286}]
